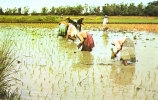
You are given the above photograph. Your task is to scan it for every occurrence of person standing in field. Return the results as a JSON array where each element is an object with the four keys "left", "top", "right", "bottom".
[
  {"left": 77, "top": 18, "right": 84, "bottom": 32},
  {"left": 111, "top": 37, "right": 136, "bottom": 66},
  {"left": 103, "top": 15, "right": 108, "bottom": 31},
  {"left": 67, "top": 30, "right": 94, "bottom": 51}
]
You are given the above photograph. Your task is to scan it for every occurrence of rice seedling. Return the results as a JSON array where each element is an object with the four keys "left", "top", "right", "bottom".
[
  {"left": 87, "top": 95, "right": 90, "bottom": 100},
  {"left": 145, "top": 93, "right": 148, "bottom": 100},
  {"left": 29, "top": 91, "right": 31, "bottom": 97},
  {"left": 60, "top": 94, "right": 62, "bottom": 100},
  {"left": 147, "top": 71, "right": 151, "bottom": 81},
  {"left": 40, "top": 87, "right": 43, "bottom": 92},
  {"left": 75, "top": 87, "right": 77, "bottom": 95},
  {"left": 58, "top": 78, "right": 61, "bottom": 88},
  {"left": 37, "top": 94, "right": 40, "bottom": 100},
  {"left": 64, "top": 86, "right": 69, "bottom": 94},
  {"left": 51, "top": 83, "right": 54, "bottom": 93},
  {"left": 0, "top": 31, "right": 20, "bottom": 99},
  {"left": 154, "top": 72, "right": 156, "bottom": 82}
]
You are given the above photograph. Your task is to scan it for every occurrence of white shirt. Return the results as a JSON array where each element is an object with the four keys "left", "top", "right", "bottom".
[{"left": 103, "top": 18, "right": 108, "bottom": 27}]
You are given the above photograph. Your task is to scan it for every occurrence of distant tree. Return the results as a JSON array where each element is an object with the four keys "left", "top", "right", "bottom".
[
  {"left": 120, "top": 3, "right": 128, "bottom": 15},
  {"left": 113, "top": 4, "right": 121, "bottom": 16},
  {"left": 70, "top": 7, "right": 77, "bottom": 15},
  {"left": 65, "top": 6, "right": 71, "bottom": 15},
  {"left": 12, "top": 7, "right": 17, "bottom": 15},
  {"left": 89, "top": 6, "right": 95, "bottom": 15},
  {"left": 102, "top": 4, "right": 114, "bottom": 16},
  {"left": 56, "top": 6, "right": 64, "bottom": 15},
  {"left": 148, "top": 1, "right": 158, "bottom": 6},
  {"left": 76, "top": 5, "right": 84, "bottom": 15},
  {"left": 0, "top": 7, "right": 4, "bottom": 15},
  {"left": 62, "top": 7, "right": 66, "bottom": 15},
  {"left": 41, "top": 7, "right": 48, "bottom": 15},
  {"left": 24, "top": 6, "right": 29, "bottom": 15},
  {"left": 137, "top": 2, "right": 144, "bottom": 16},
  {"left": 84, "top": 4, "right": 89, "bottom": 15},
  {"left": 17, "top": 8, "right": 21, "bottom": 15},
  {"left": 128, "top": 3, "right": 137, "bottom": 16},
  {"left": 94, "top": 6, "right": 100, "bottom": 15},
  {"left": 144, "top": 1, "right": 158, "bottom": 16},
  {"left": 31, "top": 10, "right": 37, "bottom": 15},
  {"left": 49, "top": 6, "right": 55, "bottom": 15},
  {"left": 5, "top": 8, "right": 12, "bottom": 15}
]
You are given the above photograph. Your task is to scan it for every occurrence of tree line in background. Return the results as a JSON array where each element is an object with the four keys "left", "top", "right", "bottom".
[{"left": 0, "top": 1, "right": 157, "bottom": 16}]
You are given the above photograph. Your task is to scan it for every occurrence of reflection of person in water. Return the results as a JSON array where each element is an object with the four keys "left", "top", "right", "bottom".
[
  {"left": 67, "top": 31, "right": 94, "bottom": 51},
  {"left": 75, "top": 51, "right": 94, "bottom": 68},
  {"left": 110, "top": 65, "right": 135, "bottom": 85},
  {"left": 111, "top": 37, "right": 136, "bottom": 66}
]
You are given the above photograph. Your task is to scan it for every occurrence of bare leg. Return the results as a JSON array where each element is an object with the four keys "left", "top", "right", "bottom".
[{"left": 123, "top": 60, "right": 128, "bottom": 66}]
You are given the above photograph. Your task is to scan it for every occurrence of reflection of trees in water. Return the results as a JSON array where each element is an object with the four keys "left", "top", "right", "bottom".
[{"left": 110, "top": 64, "right": 135, "bottom": 85}]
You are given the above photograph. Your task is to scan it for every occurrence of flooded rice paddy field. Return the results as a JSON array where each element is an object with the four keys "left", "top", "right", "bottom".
[{"left": 0, "top": 24, "right": 158, "bottom": 100}]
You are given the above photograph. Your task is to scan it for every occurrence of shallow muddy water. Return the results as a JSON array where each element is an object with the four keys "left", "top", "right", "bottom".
[{"left": 0, "top": 25, "right": 158, "bottom": 100}]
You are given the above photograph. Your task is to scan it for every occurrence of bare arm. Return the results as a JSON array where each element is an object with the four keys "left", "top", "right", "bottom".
[
  {"left": 77, "top": 33, "right": 84, "bottom": 49},
  {"left": 113, "top": 45, "right": 122, "bottom": 58},
  {"left": 111, "top": 49, "right": 121, "bottom": 59},
  {"left": 114, "top": 49, "right": 120, "bottom": 56},
  {"left": 66, "top": 34, "right": 68, "bottom": 41}
]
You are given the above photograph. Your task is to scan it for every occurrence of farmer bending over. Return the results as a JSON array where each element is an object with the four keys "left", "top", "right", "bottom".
[
  {"left": 111, "top": 37, "right": 136, "bottom": 66},
  {"left": 66, "top": 23, "right": 78, "bottom": 41},
  {"left": 58, "top": 21, "right": 68, "bottom": 37},
  {"left": 67, "top": 30, "right": 94, "bottom": 51}
]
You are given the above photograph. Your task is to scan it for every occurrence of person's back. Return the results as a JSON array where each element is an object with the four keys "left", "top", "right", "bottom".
[
  {"left": 77, "top": 31, "right": 94, "bottom": 51},
  {"left": 58, "top": 21, "right": 67, "bottom": 37},
  {"left": 66, "top": 24, "right": 78, "bottom": 41},
  {"left": 67, "top": 24, "right": 77, "bottom": 37}
]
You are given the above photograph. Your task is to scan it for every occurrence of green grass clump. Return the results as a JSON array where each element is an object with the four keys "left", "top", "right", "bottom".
[{"left": 0, "top": 32, "right": 20, "bottom": 99}]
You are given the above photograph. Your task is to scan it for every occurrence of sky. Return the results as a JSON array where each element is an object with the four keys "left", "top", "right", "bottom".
[{"left": 0, "top": 0, "right": 156, "bottom": 13}]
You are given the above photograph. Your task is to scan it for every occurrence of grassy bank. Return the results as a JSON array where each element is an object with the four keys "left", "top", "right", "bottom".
[
  {"left": 0, "top": 15, "right": 158, "bottom": 24},
  {"left": 0, "top": 32, "right": 20, "bottom": 99}
]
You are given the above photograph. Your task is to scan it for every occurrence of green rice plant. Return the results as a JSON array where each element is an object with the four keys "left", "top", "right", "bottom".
[{"left": 0, "top": 31, "right": 20, "bottom": 99}]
